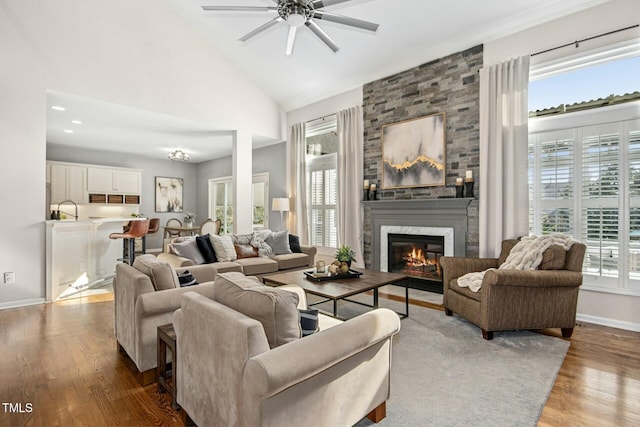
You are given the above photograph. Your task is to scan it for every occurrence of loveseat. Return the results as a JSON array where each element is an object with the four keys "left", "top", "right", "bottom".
[
  {"left": 113, "top": 255, "right": 218, "bottom": 385},
  {"left": 441, "top": 238, "right": 586, "bottom": 340},
  {"left": 173, "top": 272, "right": 401, "bottom": 426},
  {"left": 157, "top": 230, "right": 316, "bottom": 277}
]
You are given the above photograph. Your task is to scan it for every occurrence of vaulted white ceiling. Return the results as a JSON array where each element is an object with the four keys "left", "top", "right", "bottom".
[
  {"left": 168, "top": 0, "right": 610, "bottom": 110},
  {"left": 47, "top": 0, "right": 611, "bottom": 162}
]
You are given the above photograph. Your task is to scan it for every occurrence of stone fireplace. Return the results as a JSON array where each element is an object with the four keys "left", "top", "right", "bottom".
[{"left": 363, "top": 199, "right": 472, "bottom": 293}]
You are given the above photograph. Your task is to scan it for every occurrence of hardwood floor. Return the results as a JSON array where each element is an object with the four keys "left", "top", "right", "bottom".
[{"left": 0, "top": 292, "right": 638, "bottom": 426}]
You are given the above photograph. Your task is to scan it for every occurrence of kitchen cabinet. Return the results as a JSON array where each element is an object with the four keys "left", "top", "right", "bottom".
[
  {"left": 50, "top": 163, "right": 88, "bottom": 204},
  {"left": 87, "top": 167, "right": 141, "bottom": 194}
]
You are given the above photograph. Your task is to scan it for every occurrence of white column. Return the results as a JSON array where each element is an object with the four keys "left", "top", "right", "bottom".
[{"left": 233, "top": 129, "right": 253, "bottom": 234}]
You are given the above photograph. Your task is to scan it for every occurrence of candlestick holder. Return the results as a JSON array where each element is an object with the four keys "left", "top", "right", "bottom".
[
  {"left": 372, "top": 190, "right": 377, "bottom": 200},
  {"left": 464, "top": 180, "right": 474, "bottom": 198},
  {"left": 363, "top": 189, "right": 370, "bottom": 201},
  {"left": 455, "top": 185, "right": 464, "bottom": 198}
]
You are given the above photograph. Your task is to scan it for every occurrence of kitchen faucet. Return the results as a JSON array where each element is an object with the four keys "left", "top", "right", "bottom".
[{"left": 58, "top": 200, "right": 78, "bottom": 221}]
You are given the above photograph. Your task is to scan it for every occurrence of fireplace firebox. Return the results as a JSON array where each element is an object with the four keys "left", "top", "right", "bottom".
[{"left": 387, "top": 233, "right": 444, "bottom": 293}]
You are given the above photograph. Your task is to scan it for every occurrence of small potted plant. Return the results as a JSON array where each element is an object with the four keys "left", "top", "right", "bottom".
[
  {"left": 329, "top": 245, "right": 356, "bottom": 275},
  {"left": 184, "top": 212, "right": 196, "bottom": 228}
]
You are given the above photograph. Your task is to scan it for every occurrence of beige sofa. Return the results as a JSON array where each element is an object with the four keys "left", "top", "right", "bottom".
[
  {"left": 113, "top": 255, "right": 220, "bottom": 385},
  {"left": 173, "top": 273, "right": 401, "bottom": 426},
  {"left": 157, "top": 235, "right": 317, "bottom": 276}
]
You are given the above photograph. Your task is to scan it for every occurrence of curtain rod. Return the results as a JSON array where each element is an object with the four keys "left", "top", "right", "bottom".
[
  {"left": 531, "top": 24, "right": 639, "bottom": 57},
  {"left": 305, "top": 113, "right": 336, "bottom": 125},
  {"left": 305, "top": 105, "right": 365, "bottom": 125}
]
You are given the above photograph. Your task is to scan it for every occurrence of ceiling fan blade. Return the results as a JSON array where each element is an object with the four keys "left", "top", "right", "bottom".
[
  {"left": 312, "top": 11, "right": 379, "bottom": 32},
  {"left": 311, "top": 0, "right": 354, "bottom": 8},
  {"left": 305, "top": 19, "right": 339, "bottom": 53},
  {"left": 201, "top": 6, "right": 277, "bottom": 12},
  {"left": 286, "top": 26, "right": 297, "bottom": 56},
  {"left": 238, "top": 16, "right": 283, "bottom": 42}
]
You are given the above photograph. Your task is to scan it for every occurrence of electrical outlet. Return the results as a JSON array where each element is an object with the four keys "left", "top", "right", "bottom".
[
  {"left": 79, "top": 262, "right": 85, "bottom": 272},
  {"left": 3, "top": 272, "right": 15, "bottom": 284}
]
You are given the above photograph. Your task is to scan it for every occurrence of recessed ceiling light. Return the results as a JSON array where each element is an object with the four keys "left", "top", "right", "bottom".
[
  {"left": 64, "top": 129, "right": 74, "bottom": 134},
  {"left": 51, "top": 105, "right": 66, "bottom": 111},
  {"left": 71, "top": 120, "right": 82, "bottom": 125}
]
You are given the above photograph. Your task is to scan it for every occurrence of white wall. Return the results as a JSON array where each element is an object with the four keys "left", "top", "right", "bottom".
[
  {"left": 0, "top": 0, "right": 282, "bottom": 308},
  {"left": 484, "top": 0, "right": 640, "bottom": 331},
  {"left": 287, "top": 87, "right": 363, "bottom": 127},
  {"left": 484, "top": 0, "right": 640, "bottom": 67}
]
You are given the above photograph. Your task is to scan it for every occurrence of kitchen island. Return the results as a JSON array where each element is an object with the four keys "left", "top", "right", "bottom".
[{"left": 45, "top": 218, "right": 144, "bottom": 301}]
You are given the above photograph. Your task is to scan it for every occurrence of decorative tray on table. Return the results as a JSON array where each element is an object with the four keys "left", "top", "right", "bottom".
[{"left": 304, "top": 269, "right": 363, "bottom": 282}]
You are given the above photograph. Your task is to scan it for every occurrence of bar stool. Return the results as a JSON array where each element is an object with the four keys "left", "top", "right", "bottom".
[
  {"left": 142, "top": 218, "right": 160, "bottom": 254},
  {"left": 109, "top": 219, "right": 150, "bottom": 265}
]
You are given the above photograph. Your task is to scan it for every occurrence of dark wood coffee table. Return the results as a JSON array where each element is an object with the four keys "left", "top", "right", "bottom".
[{"left": 263, "top": 269, "right": 409, "bottom": 319}]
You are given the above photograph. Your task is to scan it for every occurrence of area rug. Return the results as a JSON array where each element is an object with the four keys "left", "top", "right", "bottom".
[{"left": 311, "top": 296, "right": 570, "bottom": 427}]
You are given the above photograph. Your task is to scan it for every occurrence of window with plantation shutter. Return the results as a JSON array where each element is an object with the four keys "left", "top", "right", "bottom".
[
  {"left": 305, "top": 115, "right": 338, "bottom": 249},
  {"left": 529, "top": 105, "right": 640, "bottom": 295},
  {"left": 628, "top": 122, "right": 640, "bottom": 281},
  {"left": 581, "top": 125, "right": 620, "bottom": 279},
  {"left": 529, "top": 130, "right": 574, "bottom": 236}
]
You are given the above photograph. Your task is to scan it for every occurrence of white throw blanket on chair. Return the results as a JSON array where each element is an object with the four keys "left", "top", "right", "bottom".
[{"left": 456, "top": 234, "right": 578, "bottom": 292}]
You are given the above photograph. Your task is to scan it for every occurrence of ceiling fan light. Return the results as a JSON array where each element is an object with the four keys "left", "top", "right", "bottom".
[{"left": 287, "top": 12, "right": 306, "bottom": 27}]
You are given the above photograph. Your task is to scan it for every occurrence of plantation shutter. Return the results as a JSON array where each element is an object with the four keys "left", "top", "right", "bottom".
[
  {"left": 308, "top": 169, "right": 324, "bottom": 246},
  {"left": 580, "top": 124, "right": 620, "bottom": 279},
  {"left": 629, "top": 120, "right": 640, "bottom": 279},
  {"left": 324, "top": 168, "right": 337, "bottom": 247},
  {"left": 531, "top": 130, "right": 575, "bottom": 235}
]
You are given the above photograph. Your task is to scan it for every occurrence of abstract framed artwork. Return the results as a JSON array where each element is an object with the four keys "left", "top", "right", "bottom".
[
  {"left": 155, "top": 177, "right": 183, "bottom": 213},
  {"left": 381, "top": 112, "right": 446, "bottom": 189}
]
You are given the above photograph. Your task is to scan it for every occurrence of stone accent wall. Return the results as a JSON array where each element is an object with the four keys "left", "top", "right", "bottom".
[{"left": 362, "top": 45, "right": 482, "bottom": 264}]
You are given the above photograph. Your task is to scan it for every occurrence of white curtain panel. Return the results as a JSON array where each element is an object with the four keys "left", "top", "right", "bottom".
[
  {"left": 479, "top": 56, "right": 530, "bottom": 258},
  {"left": 288, "top": 122, "right": 309, "bottom": 244},
  {"left": 337, "top": 106, "right": 365, "bottom": 268}
]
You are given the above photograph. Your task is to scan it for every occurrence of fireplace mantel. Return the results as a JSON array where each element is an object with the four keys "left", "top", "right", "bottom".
[{"left": 363, "top": 198, "right": 473, "bottom": 270}]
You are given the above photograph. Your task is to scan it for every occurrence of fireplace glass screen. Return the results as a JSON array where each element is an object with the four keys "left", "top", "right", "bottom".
[{"left": 387, "top": 233, "right": 444, "bottom": 283}]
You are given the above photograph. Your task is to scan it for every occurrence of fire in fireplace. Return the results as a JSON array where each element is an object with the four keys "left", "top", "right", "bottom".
[{"left": 387, "top": 233, "right": 444, "bottom": 293}]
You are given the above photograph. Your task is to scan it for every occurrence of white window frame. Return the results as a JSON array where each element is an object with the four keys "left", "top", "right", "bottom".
[
  {"left": 305, "top": 115, "right": 338, "bottom": 251},
  {"left": 251, "top": 173, "right": 269, "bottom": 231},
  {"left": 529, "top": 102, "right": 640, "bottom": 296},
  {"left": 307, "top": 153, "right": 338, "bottom": 250},
  {"left": 208, "top": 173, "right": 269, "bottom": 234}
]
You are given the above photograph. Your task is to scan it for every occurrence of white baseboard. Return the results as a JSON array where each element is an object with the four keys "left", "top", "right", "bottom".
[
  {"left": 576, "top": 313, "right": 640, "bottom": 332},
  {"left": 0, "top": 298, "right": 46, "bottom": 311}
]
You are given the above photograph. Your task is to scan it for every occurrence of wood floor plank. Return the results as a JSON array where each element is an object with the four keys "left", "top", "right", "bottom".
[{"left": 0, "top": 292, "right": 638, "bottom": 426}]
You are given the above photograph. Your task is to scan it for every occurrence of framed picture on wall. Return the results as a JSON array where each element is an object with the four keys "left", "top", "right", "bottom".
[
  {"left": 381, "top": 112, "right": 446, "bottom": 189},
  {"left": 155, "top": 176, "right": 183, "bottom": 213}
]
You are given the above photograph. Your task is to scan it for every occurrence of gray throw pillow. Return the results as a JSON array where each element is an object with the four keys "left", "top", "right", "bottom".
[
  {"left": 170, "top": 237, "right": 206, "bottom": 265},
  {"left": 213, "top": 272, "right": 301, "bottom": 348},
  {"left": 265, "top": 230, "right": 292, "bottom": 255},
  {"left": 132, "top": 254, "right": 179, "bottom": 291}
]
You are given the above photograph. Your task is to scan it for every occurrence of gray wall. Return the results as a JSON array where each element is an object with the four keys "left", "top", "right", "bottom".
[
  {"left": 196, "top": 142, "right": 287, "bottom": 231},
  {"left": 362, "top": 44, "right": 482, "bottom": 262}
]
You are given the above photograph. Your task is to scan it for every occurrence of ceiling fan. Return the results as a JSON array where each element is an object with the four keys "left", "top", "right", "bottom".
[{"left": 201, "top": 0, "right": 379, "bottom": 56}]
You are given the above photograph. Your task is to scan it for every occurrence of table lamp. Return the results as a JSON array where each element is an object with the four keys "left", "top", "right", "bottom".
[{"left": 272, "top": 197, "right": 290, "bottom": 231}]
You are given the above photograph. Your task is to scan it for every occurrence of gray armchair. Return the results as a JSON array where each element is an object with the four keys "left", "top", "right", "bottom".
[
  {"left": 113, "top": 257, "right": 216, "bottom": 385},
  {"left": 173, "top": 287, "right": 401, "bottom": 426},
  {"left": 440, "top": 239, "right": 586, "bottom": 340}
]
